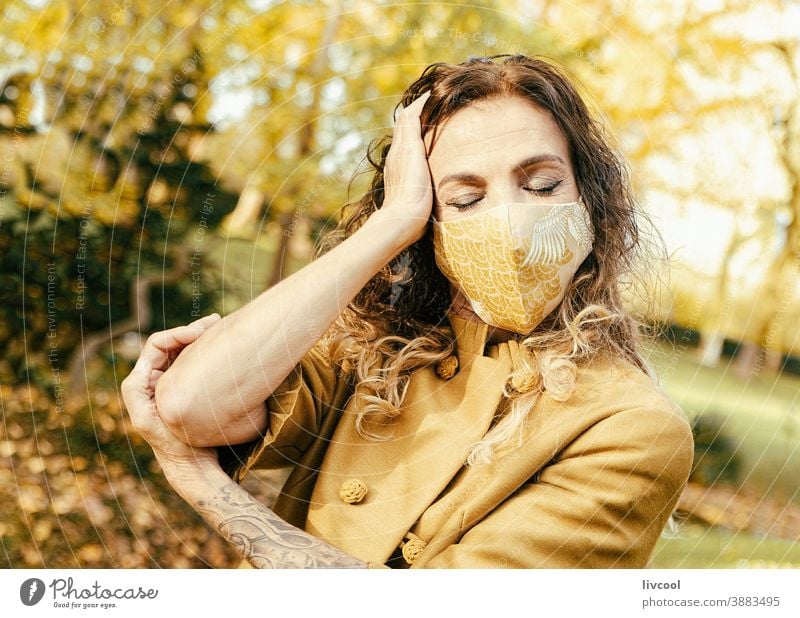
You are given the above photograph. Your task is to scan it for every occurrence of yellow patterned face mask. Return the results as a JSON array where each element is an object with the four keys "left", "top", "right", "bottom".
[{"left": 433, "top": 197, "right": 594, "bottom": 335}]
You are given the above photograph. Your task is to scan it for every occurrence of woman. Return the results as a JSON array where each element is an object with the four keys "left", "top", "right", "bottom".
[{"left": 122, "top": 54, "right": 694, "bottom": 569}]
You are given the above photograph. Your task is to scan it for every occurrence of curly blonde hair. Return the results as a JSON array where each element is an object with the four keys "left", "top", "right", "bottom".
[{"left": 316, "top": 54, "right": 655, "bottom": 465}]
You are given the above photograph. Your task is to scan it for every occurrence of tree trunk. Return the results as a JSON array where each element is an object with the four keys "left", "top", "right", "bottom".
[
  {"left": 697, "top": 329, "right": 725, "bottom": 367},
  {"left": 266, "top": 211, "right": 293, "bottom": 289},
  {"left": 265, "top": 5, "right": 341, "bottom": 289},
  {"left": 223, "top": 185, "right": 266, "bottom": 236},
  {"left": 733, "top": 341, "right": 760, "bottom": 380}
]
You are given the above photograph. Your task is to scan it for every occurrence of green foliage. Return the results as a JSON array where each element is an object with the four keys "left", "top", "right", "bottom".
[
  {"left": 2, "top": 0, "right": 799, "bottom": 568},
  {"left": 0, "top": 139, "right": 237, "bottom": 386},
  {"left": 0, "top": 0, "right": 564, "bottom": 388}
]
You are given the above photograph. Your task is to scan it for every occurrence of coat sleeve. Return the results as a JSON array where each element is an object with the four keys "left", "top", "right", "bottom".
[
  {"left": 420, "top": 404, "right": 694, "bottom": 568},
  {"left": 217, "top": 340, "right": 354, "bottom": 483}
]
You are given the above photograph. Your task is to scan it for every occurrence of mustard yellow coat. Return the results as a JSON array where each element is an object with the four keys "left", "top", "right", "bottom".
[{"left": 221, "top": 312, "right": 694, "bottom": 568}]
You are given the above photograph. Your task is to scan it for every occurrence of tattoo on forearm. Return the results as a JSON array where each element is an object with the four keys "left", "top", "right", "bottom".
[{"left": 195, "top": 484, "right": 367, "bottom": 569}]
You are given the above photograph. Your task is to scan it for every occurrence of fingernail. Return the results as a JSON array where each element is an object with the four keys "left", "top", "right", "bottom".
[{"left": 187, "top": 313, "right": 220, "bottom": 329}]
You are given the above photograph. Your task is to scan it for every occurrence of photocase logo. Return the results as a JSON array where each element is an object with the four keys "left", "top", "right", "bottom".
[
  {"left": 16, "top": 577, "right": 159, "bottom": 609},
  {"left": 20, "top": 578, "right": 45, "bottom": 606}
]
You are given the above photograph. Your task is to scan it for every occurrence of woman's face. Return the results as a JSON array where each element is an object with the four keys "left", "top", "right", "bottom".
[
  {"left": 425, "top": 95, "right": 579, "bottom": 222},
  {"left": 424, "top": 95, "right": 580, "bottom": 341}
]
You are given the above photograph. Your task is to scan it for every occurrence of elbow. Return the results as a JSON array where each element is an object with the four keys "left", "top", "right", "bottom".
[
  {"left": 154, "top": 371, "right": 266, "bottom": 448},
  {"left": 154, "top": 371, "right": 208, "bottom": 447}
]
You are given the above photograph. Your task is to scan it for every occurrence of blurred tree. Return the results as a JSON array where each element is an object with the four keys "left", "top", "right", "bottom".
[
  {"left": 0, "top": 1, "right": 247, "bottom": 391},
  {"left": 539, "top": 0, "right": 800, "bottom": 371},
  {"left": 3, "top": 0, "right": 799, "bottom": 392},
  {"left": 2, "top": 0, "right": 568, "bottom": 395},
  {"left": 2, "top": 0, "right": 799, "bottom": 570}
]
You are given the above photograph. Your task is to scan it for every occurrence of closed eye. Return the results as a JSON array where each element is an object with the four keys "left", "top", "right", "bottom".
[
  {"left": 446, "top": 179, "right": 565, "bottom": 211},
  {"left": 448, "top": 196, "right": 482, "bottom": 210},
  {"left": 523, "top": 179, "right": 563, "bottom": 196}
]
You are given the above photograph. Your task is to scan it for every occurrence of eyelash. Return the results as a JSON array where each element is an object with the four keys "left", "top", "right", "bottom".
[{"left": 448, "top": 180, "right": 563, "bottom": 210}]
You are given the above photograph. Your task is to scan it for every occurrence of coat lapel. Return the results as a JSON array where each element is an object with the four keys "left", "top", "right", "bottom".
[
  {"left": 304, "top": 312, "right": 513, "bottom": 563},
  {"left": 407, "top": 404, "right": 568, "bottom": 567},
  {"left": 409, "top": 357, "right": 637, "bottom": 568}
]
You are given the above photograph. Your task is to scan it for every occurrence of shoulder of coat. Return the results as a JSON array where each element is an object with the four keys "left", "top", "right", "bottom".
[{"left": 572, "top": 353, "right": 686, "bottom": 421}]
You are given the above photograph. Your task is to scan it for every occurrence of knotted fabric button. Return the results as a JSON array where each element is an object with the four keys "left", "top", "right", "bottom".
[
  {"left": 506, "top": 341, "right": 538, "bottom": 394},
  {"left": 509, "top": 371, "right": 537, "bottom": 394},
  {"left": 339, "top": 478, "right": 368, "bottom": 504},
  {"left": 436, "top": 354, "right": 459, "bottom": 380},
  {"left": 401, "top": 532, "right": 427, "bottom": 564}
]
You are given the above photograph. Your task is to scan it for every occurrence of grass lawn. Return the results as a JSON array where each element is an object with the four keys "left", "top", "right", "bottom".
[
  {"left": 646, "top": 341, "right": 800, "bottom": 506},
  {"left": 651, "top": 523, "right": 800, "bottom": 568},
  {"left": 646, "top": 341, "right": 800, "bottom": 567}
]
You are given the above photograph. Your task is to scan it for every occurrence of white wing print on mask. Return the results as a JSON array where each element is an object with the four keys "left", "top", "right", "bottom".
[{"left": 520, "top": 199, "right": 593, "bottom": 267}]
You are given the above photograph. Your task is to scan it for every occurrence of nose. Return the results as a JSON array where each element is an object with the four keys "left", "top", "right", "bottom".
[{"left": 488, "top": 182, "right": 527, "bottom": 207}]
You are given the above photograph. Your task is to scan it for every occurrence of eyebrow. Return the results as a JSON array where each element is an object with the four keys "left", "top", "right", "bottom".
[{"left": 436, "top": 154, "right": 567, "bottom": 193}]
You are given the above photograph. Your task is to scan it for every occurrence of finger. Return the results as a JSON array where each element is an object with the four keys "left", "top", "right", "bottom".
[
  {"left": 188, "top": 312, "right": 221, "bottom": 328},
  {"left": 138, "top": 329, "right": 193, "bottom": 370},
  {"left": 148, "top": 369, "right": 165, "bottom": 390},
  {"left": 395, "top": 90, "right": 431, "bottom": 118},
  {"left": 131, "top": 355, "right": 153, "bottom": 376},
  {"left": 121, "top": 356, "right": 152, "bottom": 402},
  {"left": 395, "top": 90, "right": 431, "bottom": 129},
  {"left": 396, "top": 91, "right": 431, "bottom": 123},
  {"left": 146, "top": 314, "right": 219, "bottom": 349},
  {"left": 141, "top": 314, "right": 220, "bottom": 364},
  {"left": 137, "top": 328, "right": 191, "bottom": 370},
  {"left": 410, "top": 90, "right": 432, "bottom": 109},
  {"left": 393, "top": 92, "right": 431, "bottom": 145}
]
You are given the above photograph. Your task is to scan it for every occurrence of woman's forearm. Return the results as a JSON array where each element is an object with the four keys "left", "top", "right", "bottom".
[
  {"left": 155, "top": 209, "right": 413, "bottom": 446},
  {"left": 166, "top": 461, "right": 367, "bottom": 568}
]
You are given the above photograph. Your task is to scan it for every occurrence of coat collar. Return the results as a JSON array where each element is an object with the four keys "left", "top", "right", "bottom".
[
  {"left": 446, "top": 311, "right": 491, "bottom": 369},
  {"left": 447, "top": 310, "right": 535, "bottom": 376}
]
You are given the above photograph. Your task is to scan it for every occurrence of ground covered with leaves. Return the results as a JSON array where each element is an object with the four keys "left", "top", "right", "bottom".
[{"left": 0, "top": 384, "right": 284, "bottom": 568}]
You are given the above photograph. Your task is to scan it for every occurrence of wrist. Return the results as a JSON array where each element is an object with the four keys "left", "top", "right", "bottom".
[
  {"left": 362, "top": 207, "right": 422, "bottom": 254},
  {"left": 162, "top": 460, "right": 233, "bottom": 507},
  {"left": 158, "top": 454, "right": 225, "bottom": 487}
]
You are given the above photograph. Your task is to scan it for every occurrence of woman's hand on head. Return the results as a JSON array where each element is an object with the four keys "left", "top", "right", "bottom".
[
  {"left": 121, "top": 313, "right": 222, "bottom": 477},
  {"left": 379, "top": 90, "right": 434, "bottom": 247}
]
